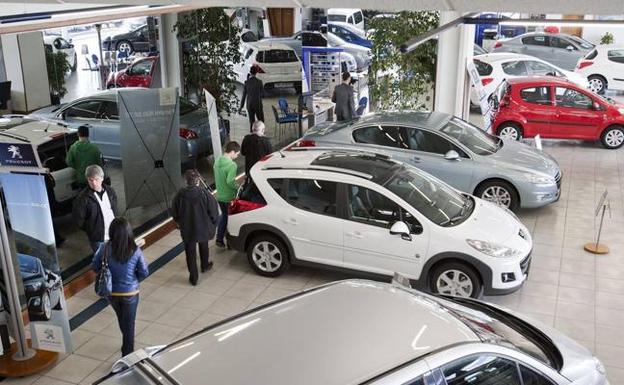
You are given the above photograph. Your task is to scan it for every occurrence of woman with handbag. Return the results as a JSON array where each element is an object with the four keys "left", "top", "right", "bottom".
[{"left": 92, "top": 217, "right": 148, "bottom": 357}]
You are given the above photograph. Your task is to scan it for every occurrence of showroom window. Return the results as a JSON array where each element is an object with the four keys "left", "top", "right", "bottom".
[
  {"left": 402, "top": 127, "right": 460, "bottom": 155},
  {"left": 62, "top": 100, "right": 102, "bottom": 119},
  {"left": 520, "top": 87, "right": 552, "bottom": 106},
  {"left": 501, "top": 61, "right": 528, "bottom": 76},
  {"left": 522, "top": 35, "right": 548, "bottom": 46},
  {"left": 353, "top": 125, "right": 404, "bottom": 148},
  {"left": 473, "top": 59, "right": 493, "bottom": 76},
  {"left": 555, "top": 87, "right": 593, "bottom": 109},
  {"left": 286, "top": 179, "right": 338, "bottom": 216},
  {"left": 519, "top": 365, "right": 556, "bottom": 385},
  {"left": 441, "top": 355, "right": 521, "bottom": 385},
  {"left": 525, "top": 61, "right": 559, "bottom": 76},
  {"left": 607, "top": 49, "right": 624, "bottom": 64}
]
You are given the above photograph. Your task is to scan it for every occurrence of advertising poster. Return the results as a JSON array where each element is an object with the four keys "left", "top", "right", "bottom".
[
  {"left": 466, "top": 58, "right": 493, "bottom": 133},
  {"left": 118, "top": 88, "right": 181, "bottom": 210},
  {"left": 0, "top": 173, "right": 72, "bottom": 353}
]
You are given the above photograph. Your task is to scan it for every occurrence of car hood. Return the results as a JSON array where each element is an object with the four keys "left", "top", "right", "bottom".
[
  {"left": 485, "top": 303, "right": 609, "bottom": 384},
  {"left": 486, "top": 139, "right": 560, "bottom": 179}
]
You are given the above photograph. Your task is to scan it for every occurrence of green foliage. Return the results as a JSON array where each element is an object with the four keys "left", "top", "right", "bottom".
[
  {"left": 369, "top": 11, "right": 439, "bottom": 110},
  {"left": 175, "top": 8, "right": 242, "bottom": 114},
  {"left": 45, "top": 49, "right": 70, "bottom": 98},
  {"left": 600, "top": 32, "right": 614, "bottom": 45}
]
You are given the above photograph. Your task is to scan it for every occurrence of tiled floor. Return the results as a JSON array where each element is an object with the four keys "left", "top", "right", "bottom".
[{"left": 4, "top": 139, "right": 624, "bottom": 384}]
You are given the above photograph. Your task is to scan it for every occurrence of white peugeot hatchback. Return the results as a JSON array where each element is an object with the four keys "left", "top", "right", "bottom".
[{"left": 227, "top": 150, "right": 533, "bottom": 298}]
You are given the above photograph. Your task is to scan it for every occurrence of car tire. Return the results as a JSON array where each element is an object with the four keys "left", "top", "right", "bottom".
[
  {"left": 600, "top": 125, "right": 624, "bottom": 149},
  {"left": 475, "top": 179, "right": 519, "bottom": 211},
  {"left": 588, "top": 75, "right": 607, "bottom": 95},
  {"left": 247, "top": 234, "right": 290, "bottom": 277},
  {"left": 116, "top": 40, "right": 134, "bottom": 55},
  {"left": 429, "top": 261, "right": 482, "bottom": 299},
  {"left": 37, "top": 291, "right": 52, "bottom": 321},
  {"left": 496, "top": 123, "right": 522, "bottom": 141}
]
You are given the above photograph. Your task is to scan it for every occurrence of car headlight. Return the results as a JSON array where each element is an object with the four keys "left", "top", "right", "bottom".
[
  {"left": 25, "top": 281, "right": 42, "bottom": 292},
  {"left": 466, "top": 239, "right": 521, "bottom": 258},
  {"left": 524, "top": 173, "right": 555, "bottom": 185}
]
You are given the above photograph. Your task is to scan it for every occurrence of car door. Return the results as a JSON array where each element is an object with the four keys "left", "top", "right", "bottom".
[
  {"left": 342, "top": 183, "right": 429, "bottom": 279},
  {"left": 517, "top": 85, "right": 555, "bottom": 137},
  {"left": 281, "top": 178, "right": 344, "bottom": 267},
  {"left": 553, "top": 86, "right": 603, "bottom": 139},
  {"left": 520, "top": 35, "right": 550, "bottom": 58},
  {"left": 398, "top": 126, "right": 475, "bottom": 192}
]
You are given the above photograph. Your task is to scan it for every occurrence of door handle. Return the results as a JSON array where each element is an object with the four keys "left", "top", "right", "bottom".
[
  {"left": 413, "top": 156, "right": 421, "bottom": 163},
  {"left": 283, "top": 218, "right": 298, "bottom": 225},
  {"left": 348, "top": 231, "right": 364, "bottom": 239}
]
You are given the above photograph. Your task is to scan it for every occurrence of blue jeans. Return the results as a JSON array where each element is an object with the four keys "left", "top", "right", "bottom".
[
  {"left": 216, "top": 201, "right": 230, "bottom": 244},
  {"left": 109, "top": 294, "right": 139, "bottom": 356}
]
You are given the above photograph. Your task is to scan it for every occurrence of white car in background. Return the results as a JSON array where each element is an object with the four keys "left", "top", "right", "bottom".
[
  {"left": 227, "top": 150, "right": 533, "bottom": 299},
  {"left": 575, "top": 45, "right": 624, "bottom": 95},
  {"left": 233, "top": 41, "right": 302, "bottom": 93},
  {"left": 327, "top": 8, "right": 365, "bottom": 31},
  {"left": 43, "top": 34, "right": 77, "bottom": 72},
  {"left": 327, "top": 31, "right": 371, "bottom": 71},
  {"left": 471, "top": 53, "right": 589, "bottom": 106}
]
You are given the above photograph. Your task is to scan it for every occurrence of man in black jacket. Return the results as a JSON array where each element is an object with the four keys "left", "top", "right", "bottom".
[
  {"left": 241, "top": 120, "right": 273, "bottom": 176},
  {"left": 72, "top": 165, "right": 118, "bottom": 253},
  {"left": 239, "top": 65, "right": 264, "bottom": 132},
  {"left": 171, "top": 169, "right": 220, "bottom": 285}
]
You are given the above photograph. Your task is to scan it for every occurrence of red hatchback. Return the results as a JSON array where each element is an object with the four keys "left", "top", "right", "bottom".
[
  {"left": 491, "top": 76, "right": 624, "bottom": 149},
  {"left": 106, "top": 56, "right": 159, "bottom": 89}
]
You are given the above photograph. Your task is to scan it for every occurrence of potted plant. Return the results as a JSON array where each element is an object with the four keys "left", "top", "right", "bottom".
[
  {"left": 600, "top": 32, "right": 614, "bottom": 45},
  {"left": 45, "top": 48, "right": 70, "bottom": 105}
]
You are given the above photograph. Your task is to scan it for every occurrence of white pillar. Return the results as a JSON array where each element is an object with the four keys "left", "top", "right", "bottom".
[
  {"left": 1, "top": 32, "right": 51, "bottom": 112},
  {"left": 159, "top": 13, "right": 183, "bottom": 94},
  {"left": 434, "top": 12, "right": 475, "bottom": 119}
]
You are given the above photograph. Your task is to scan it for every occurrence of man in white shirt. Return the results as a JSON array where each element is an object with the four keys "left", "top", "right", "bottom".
[{"left": 72, "top": 165, "right": 118, "bottom": 252}]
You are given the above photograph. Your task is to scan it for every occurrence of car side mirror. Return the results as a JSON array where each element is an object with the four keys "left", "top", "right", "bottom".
[
  {"left": 593, "top": 102, "right": 603, "bottom": 111},
  {"left": 566, "top": 45, "right": 575, "bottom": 51},
  {"left": 390, "top": 221, "right": 412, "bottom": 241},
  {"left": 444, "top": 150, "right": 460, "bottom": 161}
]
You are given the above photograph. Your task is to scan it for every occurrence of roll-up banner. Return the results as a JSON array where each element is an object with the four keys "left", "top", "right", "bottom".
[{"left": 0, "top": 173, "right": 72, "bottom": 354}]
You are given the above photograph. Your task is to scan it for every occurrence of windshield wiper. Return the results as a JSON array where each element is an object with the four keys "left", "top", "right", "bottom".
[{"left": 448, "top": 197, "right": 473, "bottom": 224}]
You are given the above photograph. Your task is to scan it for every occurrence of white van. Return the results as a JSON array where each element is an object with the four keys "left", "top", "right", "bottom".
[{"left": 327, "top": 8, "right": 365, "bottom": 32}]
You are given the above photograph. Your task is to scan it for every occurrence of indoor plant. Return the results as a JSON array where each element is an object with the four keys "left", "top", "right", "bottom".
[{"left": 45, "top": 48, "right": 70, "bottom": 105}]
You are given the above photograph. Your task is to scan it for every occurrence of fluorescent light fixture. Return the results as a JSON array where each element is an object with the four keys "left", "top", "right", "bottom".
[{"left": 500, "top": 19, "right": 624, "bottom": 28}]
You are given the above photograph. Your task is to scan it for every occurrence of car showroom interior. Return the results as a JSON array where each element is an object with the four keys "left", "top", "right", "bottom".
[{"left": 0, "top": 0, "right": 622, "bottom": 384}]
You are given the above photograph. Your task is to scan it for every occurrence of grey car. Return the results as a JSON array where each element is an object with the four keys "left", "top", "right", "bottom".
[
  {"left": 28, "top": 89, "right": 227, "bottom": 161},
  {"left": 94, "top": 279, "right": 609, "bottom": 385},
  {"left": 491, "top": 32, "right": 594, "bottom": 71},
  {"left": 295, "top": 111, "right": 561, "bottom": 211}
]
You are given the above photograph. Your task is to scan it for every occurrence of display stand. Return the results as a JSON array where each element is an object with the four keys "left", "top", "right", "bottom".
[
  {"left": 0, "top": 340, "right": 58, "bottom": 377},
  {"left": 584, "top": 189, "right": 610, "bottom": 255}
]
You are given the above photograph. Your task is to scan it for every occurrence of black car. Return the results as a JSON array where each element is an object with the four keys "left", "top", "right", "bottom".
[
  {"left": 101, "top": 24, "right": 154, "bottom": 54},
  {"left": 19, "top": 253, "right": 63, "bottom": 321}
]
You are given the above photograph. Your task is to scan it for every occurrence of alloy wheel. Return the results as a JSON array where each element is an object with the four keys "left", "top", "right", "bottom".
[
  {"left": 252, "top": 241, "right": 282, "bottom": 273},
  {"left": 481, "top": 185, "right": 512, "bottom": 208},
  {"left": 605, "top": 129, "right": 624, "bottom": 148},
  {"left": 118, "top": 42, "right": 132, "bottom": 53},
  {"left": 588, "top": 78, "right": 605, "bottom": 94},
  {"left": 498, "top": 126, "right": 519, "bottom": 140},
  {"left": 435, "top": 269, "right": 474, "bottom": 297}
]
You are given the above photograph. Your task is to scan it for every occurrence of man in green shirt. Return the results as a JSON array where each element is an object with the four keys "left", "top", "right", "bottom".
[
  {"left": 66, "top": 125, "right": 103, "bottom": 188},
  {"left": 214, "top": 141, "right": 241, "bottom": 247}
]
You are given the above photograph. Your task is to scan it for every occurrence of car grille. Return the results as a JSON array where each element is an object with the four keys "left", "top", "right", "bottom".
[
  {"left": 520, "top": 253, "right": 532, "bottom": 275},
  {"left": 555, "top": 171, "right": 562, "bottom": 189}
]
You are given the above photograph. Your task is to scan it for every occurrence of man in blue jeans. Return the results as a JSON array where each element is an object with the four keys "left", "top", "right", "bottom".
[{"left": 214, "top": 141, "right": 241, "bottom": 247}]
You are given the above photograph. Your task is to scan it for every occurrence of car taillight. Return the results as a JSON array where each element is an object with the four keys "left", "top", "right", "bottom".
[
  {"left": 179, "top": 128, "right": 198, "bottom": 140},
  {"left": 229, "top": 199, "right": 266, "bottom": 215},
  {"left": 297, "top": 139, "right": 316, "bottom": 147},
  {"left": 481, "top": 77, "right": 494, "bottom": 86},
  {"left": 493, "top": 41, "right": 503, "bottom": 49},
  {"left": 577, "top": 60, "right": 593, "bottom": 70},
  {"left": 253, "top": 64, "right": 266, "bottom": 74}
]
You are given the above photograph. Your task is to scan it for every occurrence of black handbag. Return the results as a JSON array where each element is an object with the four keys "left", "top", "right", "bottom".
[{"left": 94, "top": 244, "right": 112, "bottom": 297}]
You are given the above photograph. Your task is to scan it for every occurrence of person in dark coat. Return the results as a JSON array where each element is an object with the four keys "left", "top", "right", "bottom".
[
  {"left": 238, "top": 65, "right": 264, "bottom": 132},
  {"left": 171, "top": 169, "right": 219, "bottom": 286},
  {"left": 332, "top": 71, "right": 356, "bottom": 121},
  {"left": 73, "top": 165, "right": 118, "bottom": 253},
  {"left": 241, "top": 120, "right": 273, "bottom": 176}
]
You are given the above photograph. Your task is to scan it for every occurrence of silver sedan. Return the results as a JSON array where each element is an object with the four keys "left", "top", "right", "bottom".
[{"left": 294, "top": 111, "right": 561, "bottom": 211}]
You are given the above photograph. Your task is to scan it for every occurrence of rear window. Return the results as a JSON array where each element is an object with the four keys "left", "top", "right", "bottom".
[
  {"left": 257, "top": 49, "right": 298, "bottom": 63},
  {"left": 585, "top": 49, "right": 598, "bottom": 60},
  {"left": 474, "top": 59, "right": 493, "bottom": 76},
  {"left": 327, "top": 14, "right": 346, "bottom": 22}
]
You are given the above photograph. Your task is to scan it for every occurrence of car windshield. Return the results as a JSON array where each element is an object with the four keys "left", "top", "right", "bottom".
[
  {"left": 440, "top": 118, "right": 501, "bottom": 155},
  {"left": 328, "top": 14, "right": 346, "bottom": 22},
  {"left": 180, "top": 98, "right": 199, "bottom": 115},
  {"left": 382, "top": 166, "right": 474, "bottom": 227},
  {"left": 568, "top": 35, "right": 594, "bottom": 50},
  {"left": 441, "top": 297, "right": 562, "bottom": 370}
]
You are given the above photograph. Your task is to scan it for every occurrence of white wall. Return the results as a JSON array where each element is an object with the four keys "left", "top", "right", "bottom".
[{"left": 582, "top": 15, "right": 624, "bottom": 45}]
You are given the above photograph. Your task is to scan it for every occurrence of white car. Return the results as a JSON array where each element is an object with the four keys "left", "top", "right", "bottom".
[
  {"left": 327, "top": 8, "right": 365, "bottom": 32},
  {"left": 233, "top": 41, "right": 302, "bottom": 93},
  {"left": 43, "top": 34, "right": 77, "bottom": 72},
  {"left": 471, "top": 53, "right": 589, "bottom": 106},
  {"left": 575, "top": 44, "right": 624, "bottom": 95},
  {"left": 227, "top": 149, "right": 533, "bottom": 298},
  {"left": 95, "top": 279, "right": 609, "bottom": 385},
  {"left": 327, "top": 31, "right": 371, "bottom": 71}
]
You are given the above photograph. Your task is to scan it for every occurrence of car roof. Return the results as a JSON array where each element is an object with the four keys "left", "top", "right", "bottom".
[
  {"left": 249, "top": 41, "right": 294, "bottom": 51},
  {"left": 328, "top": 8, "right": 360, "bottom": 14},
  {"left": 514, "top": 31, "right": 577, "bottom": 39},
  {"left": 506, "top": 76, "right": 575, "bottom": 86},
  {"left": 69, "top": 88, "right": 149, "bottom": 103},
  {"left": 152, "top": 280, "right": 478, "bottom": 385},
  {"left": 0, "top": 121, "right": 74, "bottom": 145},
  {"left": 474, "top": 52, "right": 536, "bottom": 63}
]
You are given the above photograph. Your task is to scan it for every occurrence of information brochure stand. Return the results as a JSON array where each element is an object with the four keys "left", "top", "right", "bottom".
[{"left": 584, "top": 189, "right": 611, "bottom": 254}]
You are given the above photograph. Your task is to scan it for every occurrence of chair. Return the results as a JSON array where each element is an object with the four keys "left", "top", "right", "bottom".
[
  {"left": 272, "top": 105, "right": 298, "bottom": 145},
  {"left": 278, "top": 98, "right": 298, "bottom": 118},
  {"left": 356, "top": 96, "right": 368, "bottom": 116}
]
